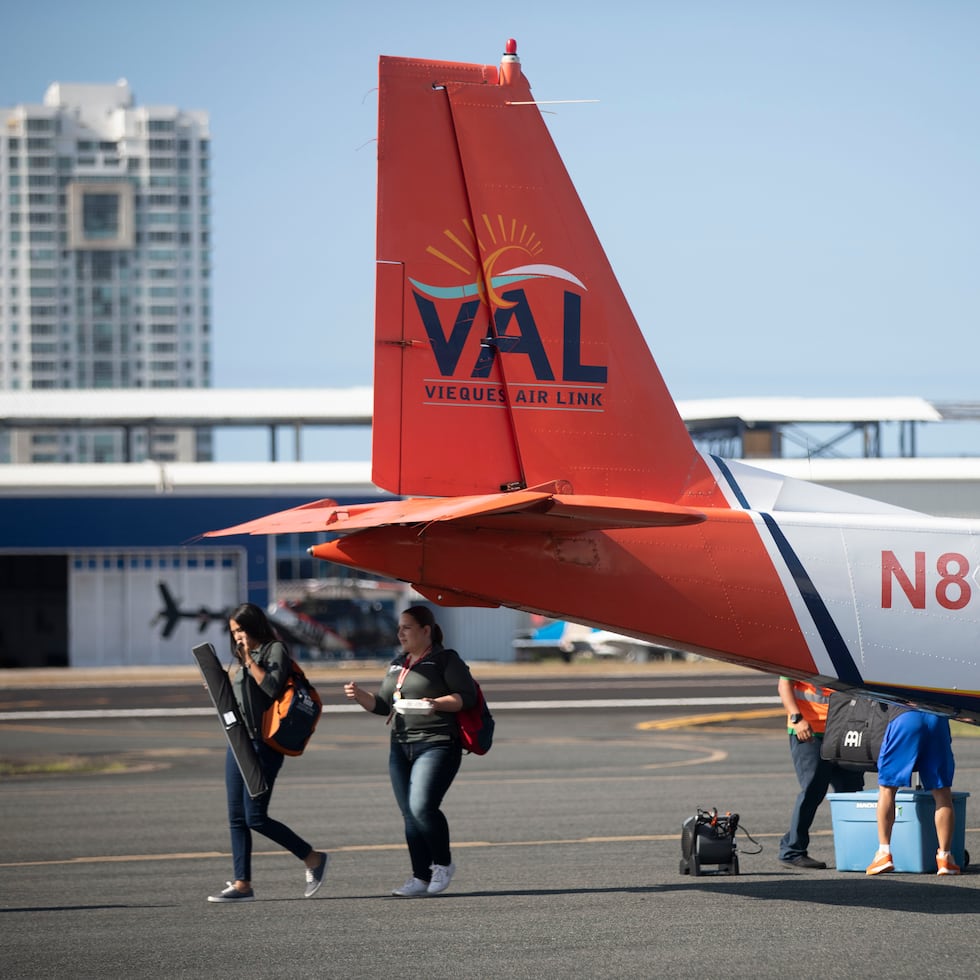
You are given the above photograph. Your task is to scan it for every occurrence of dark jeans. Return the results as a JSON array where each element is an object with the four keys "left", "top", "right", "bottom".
[
  {"left": 389, "top": 739, "right": 462, "bottom": 880},
  {"left": 779, "top": 734, "right": 864, "bottom": 860},
  {"left": 225, "top": 741, "right": 312, "bottom": 882}
]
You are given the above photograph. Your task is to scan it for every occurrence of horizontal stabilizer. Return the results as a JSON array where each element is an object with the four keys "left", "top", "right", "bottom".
[
  {"left": 204, "top": 498, "right": 340, "bottom": 537},
  {"left": 206, "top": 490, "right": 705, "bottom": 538}
]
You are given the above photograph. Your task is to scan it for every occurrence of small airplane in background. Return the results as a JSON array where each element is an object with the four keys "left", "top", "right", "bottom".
[
  {"left": 266, "top": 600, "right": 353, "bottom": 658},
  {"left": 207, "top": 40, "right": 980, "bottom": 722},
  {"left": 154, "top": 583, "right": 352, "bottom": 658},
  {"left": 154, "top": 582, "right": 227, "bottom": 639}
]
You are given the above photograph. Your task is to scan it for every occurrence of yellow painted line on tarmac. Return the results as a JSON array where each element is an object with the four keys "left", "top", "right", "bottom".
[
  {"left": 951, "top": 721, "right": 980, "bottom": 737},
  {"left": 0, "top": 835, "right": 764, "bottom": 869},
  {"left": 5, "top": 826, "right": 980, "bottom": 870},
  {"left": 638, "top": 708, "right": 785, "bottom": 731},
  {"left": 639, "top": 709, "right": 980, "bottom": 737}
]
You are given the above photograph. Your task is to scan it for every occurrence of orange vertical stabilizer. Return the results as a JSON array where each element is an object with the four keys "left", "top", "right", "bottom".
[{"left": 372, "top": 44, "right": 728, "bottom": 508}]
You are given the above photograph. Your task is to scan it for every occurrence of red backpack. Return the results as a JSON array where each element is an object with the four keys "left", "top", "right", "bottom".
[{"left": 457, "top": 679, "right": 494, "bottom": 755}]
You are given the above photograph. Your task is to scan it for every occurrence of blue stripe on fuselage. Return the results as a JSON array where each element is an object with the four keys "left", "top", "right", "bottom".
[
  {"left": 760, "top": 513, "right": 863, "bottom": 686},
  {"left": 710, "top": 456, "right": 750, "bottom": 509},
  {"left": 710, "top": 456, "right": 862, "bottom": 686}
]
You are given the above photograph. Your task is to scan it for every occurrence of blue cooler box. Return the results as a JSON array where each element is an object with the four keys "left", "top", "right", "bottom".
[{"left": 827, "top": 790, "right": 969, "bottom": 872}]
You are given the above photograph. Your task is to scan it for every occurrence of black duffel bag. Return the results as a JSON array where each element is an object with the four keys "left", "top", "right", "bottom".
[{"left": 820, "top": 692, "right": 906, "bottom": 772}]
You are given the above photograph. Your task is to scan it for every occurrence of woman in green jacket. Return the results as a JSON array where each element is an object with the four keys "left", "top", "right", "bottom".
[{"left": 207, "top": 602, "right": 328, "bottom": 903}]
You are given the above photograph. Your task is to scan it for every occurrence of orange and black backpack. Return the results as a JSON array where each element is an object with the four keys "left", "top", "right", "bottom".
[{"left": 261, "top": 658, "right": 322, "bottom": 756}]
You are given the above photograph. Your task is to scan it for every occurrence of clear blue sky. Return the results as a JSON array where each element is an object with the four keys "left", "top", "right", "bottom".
[{"left": 5, "top": 1, "right": 979, "bottom": 458}]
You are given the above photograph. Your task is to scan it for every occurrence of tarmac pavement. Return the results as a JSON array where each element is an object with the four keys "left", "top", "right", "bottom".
[{"left": 2, "top": 663, "right": 980, "bottom": 979}]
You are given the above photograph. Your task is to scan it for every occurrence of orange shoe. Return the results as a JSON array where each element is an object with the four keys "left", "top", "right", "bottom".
[
  {"left": 937, "top": 853, "right": 961, "bottom": 876},
  {"left": 866, "top": 852, "right": 894, "bottom": 875}
]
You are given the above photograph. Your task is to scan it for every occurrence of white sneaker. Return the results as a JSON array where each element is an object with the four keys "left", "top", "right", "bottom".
[
  {"left": 391, "top": 876, "right": 429, "bottom": 897},
  {"left": 427, "top": 862, "right": 455, "bottom": 895}
]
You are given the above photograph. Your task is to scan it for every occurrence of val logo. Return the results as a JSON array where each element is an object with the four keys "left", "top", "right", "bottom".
[{"left": 409, "top": 215, "right": 607, "bottom": 393}]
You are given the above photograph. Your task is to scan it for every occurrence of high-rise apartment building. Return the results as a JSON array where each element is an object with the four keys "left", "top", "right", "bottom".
[{"left": 0, "top": 80, "right": 212, "bottom": 462}]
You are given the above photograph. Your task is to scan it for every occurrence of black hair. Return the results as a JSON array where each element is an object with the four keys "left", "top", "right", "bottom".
[
  {"left": 228, "top": 602, "right": 279, "bottom": 656},
  {"left": 403, "top": 604, "right": 444, "bottom": 647}
]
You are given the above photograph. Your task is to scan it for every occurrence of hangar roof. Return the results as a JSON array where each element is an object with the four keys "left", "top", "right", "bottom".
[
  {"left": 0, "top": 387, "right": 373, "bottom": 426},
  {"left": 1, "top": 456, "right": 979, "bottom": 495},
  {"left": 678, "top": 396, "right": 943, "bottom": 425},
  {"left": 0, "top": 390, "right": 955, "bottom": 427},
  {"left": 0, "top": 391, "right": 974, "bottom": 463},
  {"left": 0, "top": 460, "right": 376, "bottom": 496}
]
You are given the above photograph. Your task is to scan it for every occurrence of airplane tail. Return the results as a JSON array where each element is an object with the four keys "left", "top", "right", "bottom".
[{"left": 372, "top": 42, "right": 728, "bottom": 508}]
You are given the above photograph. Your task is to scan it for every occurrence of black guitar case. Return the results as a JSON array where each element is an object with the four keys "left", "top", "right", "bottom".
[{"left": 193, "top": 642, "right": 268, "bottom": 798}]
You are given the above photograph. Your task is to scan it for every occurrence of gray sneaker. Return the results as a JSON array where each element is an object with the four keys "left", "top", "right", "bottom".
[
  {"left": 304, "top": 853, "right": 329, "bottom": 898},
  {"left": 208, "top": 882, "right": 254, "bottom": 903}
]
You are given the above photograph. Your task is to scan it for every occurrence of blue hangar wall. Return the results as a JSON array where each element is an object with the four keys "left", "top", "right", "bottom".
[{"left": 0, "top": 493, "right": 365, "bottom": 668}]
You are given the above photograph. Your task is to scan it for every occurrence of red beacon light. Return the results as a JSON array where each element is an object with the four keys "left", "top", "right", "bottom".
[{"left": 499, "top": 38, "right": 521, "bottom": 85}]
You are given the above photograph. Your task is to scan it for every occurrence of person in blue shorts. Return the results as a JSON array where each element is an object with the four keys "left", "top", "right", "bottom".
[{"left": 866, "top": 709, "right": 959, "bottom": 876}]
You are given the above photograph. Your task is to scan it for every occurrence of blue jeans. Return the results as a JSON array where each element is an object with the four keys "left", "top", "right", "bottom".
[
  {"left": 779, "top": 734, "right": 864, "bottom": 860},
  {"left": 389, "top": 739, "right": 462, "bottom": 880},
  {"left": 225, "top": 741, "right": 312, "bottom": 882}
]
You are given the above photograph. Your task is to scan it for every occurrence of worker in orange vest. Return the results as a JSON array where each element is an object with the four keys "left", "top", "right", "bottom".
[{"left": 778, "top": 677, "right": 864, "bottom": 869}]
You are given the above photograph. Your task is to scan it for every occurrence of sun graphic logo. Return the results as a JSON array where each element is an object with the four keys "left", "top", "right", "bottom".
[
  {"left": 408, "top": 213, "right": 606, "bottom": 392},
  {"left": 409, "top": 213, "right": 586, "bottom": 310}
]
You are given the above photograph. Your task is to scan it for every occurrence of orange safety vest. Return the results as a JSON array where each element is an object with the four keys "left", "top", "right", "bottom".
[{"left": 787, "top": 680, "right": 832, "bottom": 733}]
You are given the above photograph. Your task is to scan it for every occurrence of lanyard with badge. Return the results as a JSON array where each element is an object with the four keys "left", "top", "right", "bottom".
[{"left": 388, "top": 652, "right": 426, "bottom": 723}]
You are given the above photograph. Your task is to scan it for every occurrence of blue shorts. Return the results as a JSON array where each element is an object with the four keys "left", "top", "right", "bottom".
[{"left": 877, "top": 711, "right": 954, "bottom": 790}]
